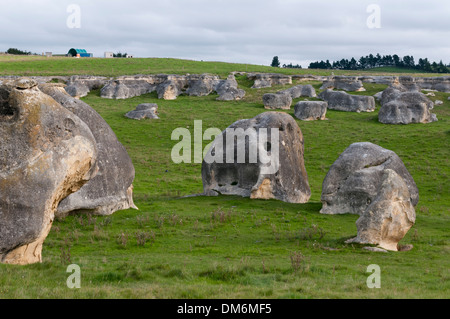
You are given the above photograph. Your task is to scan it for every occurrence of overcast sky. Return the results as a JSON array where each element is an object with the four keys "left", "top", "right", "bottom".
[{"left": 0, "top": 0, "right": 449, "bottom": 67}]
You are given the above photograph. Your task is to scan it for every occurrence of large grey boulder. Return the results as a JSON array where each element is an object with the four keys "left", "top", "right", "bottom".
[
  {"left": 157, "top": 80, "right": 181, "bottom": 100},
  {"left": 202, "top": 112, "right": 311, "bottom": 203},
  {"left": 345, "top": 169, "right": 416, "bottom": 251},
  {"left": 39, "top": 84, "right": 137, "bottom": 217},
  {"left": 318, "top": 89, "right": 376, "bottom": 112},
  {"left": 321, "top": 76, "right": 365, "bottom": 92},
  {"left": 186, "top": 74, "right": 221, "bottom": 96},
  {"left": 263, "top": 92, "right": 292, "bottom": 109},
  {"left": 294, "top": 101, "right": 327, "bottom": 121},
  {"left": 379, "top": 90, "right": 437, "bottom": 124},
  {"left": 125, "top": 103, "right": 159, "bottom": 120},
  {"left": 248, "top": 73, "right": 292, "bottom": 89},
  {"left": 0, "top": 79, "right": 98, "bottom": 264},
  {"left": 65, "top": 75, "right": 109, "bottom": 98},
  {"left": 215, "top": 74, "right": 246, "bottom": 101},
  {"left": 280, "top": 84, "right": 317, "bottom": 99},
  {"left": 101, "top": 76, "right": 157, "bottom": 99},
  {"left": 320, "top": 142, "right": 419, "bottom": 215}
]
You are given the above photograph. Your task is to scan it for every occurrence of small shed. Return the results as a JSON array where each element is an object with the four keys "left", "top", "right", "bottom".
[
  {"left": 68, "top": 48, "right": 91, "bottom": 58},
  {"left": 104, "top": 52, "right": 114, "bottom": 58}
]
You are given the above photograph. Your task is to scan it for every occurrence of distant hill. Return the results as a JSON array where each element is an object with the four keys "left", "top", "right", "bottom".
[{"left": 0, "top": 55, "right": 445, "bottom": 78}]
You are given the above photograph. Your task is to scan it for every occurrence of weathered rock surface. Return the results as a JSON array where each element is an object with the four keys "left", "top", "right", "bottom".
[
  {"left": 202, "top": 112, "right": 311, "bottom": 203},
  {"left": 321, "top": 76, "right": 365, "bottom": 92},
  {"left": 294, "top": 101, "right": 327, "bottom": 121},
  {"left": 65, "top": 75, "right": 109, "bottom": 98},
  {"left": 186, "top": 74, "right": 221, "bottom": 96},
  {"left": 434, "top": 100, "right": 443, "bottom": 106},
  {"left": 379, "top": 89, "right": 437, "bottom": 124},
  {"left": 101, "top": 77, "right": 156, "bottom": 99},
  {"left": 215, "top": 75, "right": 246, "bottom": 101},
  {"left": 318, "top": 89, "right": 376, "bottom": 112},
  {"left": 345, "top": 169, "right": 416, "bottom": 251},
  {"left": 39, "top": 84, "right": 137, "bottom": 217},
  {"left": 248, "top": 73, "right": 292, "bottom": 89},
  {"left": 263, "top": 92, "right": 292, "bottom": 109},
  {"left": 156, "top": 80, "right": 181, "bottom": 100},
  {"left": 320, "top": 142, "right": 419, "bottom": 215},
  {"left": 280, "top": 84, "right": 317, "bottom": 99},
  {"left": 0, "top": 79, "right": 98, "bottom": 264},
  {"left": 125, "top": 103, "right": 159, "bottom": 120}
]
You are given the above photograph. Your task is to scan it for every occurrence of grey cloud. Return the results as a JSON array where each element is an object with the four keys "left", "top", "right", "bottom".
[{"left": 0, "top": 0, "right": 448, "bottom": 67}]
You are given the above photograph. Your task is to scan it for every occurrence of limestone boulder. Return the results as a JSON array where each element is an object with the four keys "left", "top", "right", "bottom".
[
  {"left": 157, "top": 80, "right": 181, "bottom": 100},
  {"left": 248, "top": 73, "right": 292, "bottom": 89},
  {"left": 280, "top": 85, "right": 317, "bottom": 99},
  {"left": 294, "top": 101, "right": 327, "bottom": 121},
  {"left": 215, "top": 75, "right": 246, "bottom": 101},
  {"left": 39, "top": 84, "right": 137, "bottom": 217},
  {"left": 320, "top": 142, "right": 419, "bottom": 215},
  {"left": 345, "top": 169, "right": 416, "bottom": 251},
  {"left": 318, "top": 89, "right": 376, "bottom": 112},
  {"left": 101, "top": 77, "right": 156, "bottom": 99},
  {"left": 263, "top": 92, "right": 292, "bottom": 110},
  {"left": 321, "top": 76, "right": 365, "bottom": 92},
  {"left": 202, "top": 112, "right": 311, "bottom": 203},
  {"left": 125, "top": 103, "right": 159, "bottom": 120},
  {"left": 379, "top": 90, "right": 437, "bottom": 124},
  {"left": 65, "top": 75, "right": 109, "bottom": 98},
  {"left": 186, "top": 74, "right": 221, "bottom": 96},
  {"left": 0, "top": 79, "right": 98, "bottom": 264}
]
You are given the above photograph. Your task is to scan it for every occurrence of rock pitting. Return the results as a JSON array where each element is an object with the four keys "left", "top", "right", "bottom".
[
  {"left": 39, "top": 83, "right": 137, "bottom": 217},
  {"left": 202, "top": 112, "right": 311, "bottom": 203},
  {"left": 0, "top": 79, "right": 98, "bottom": 264},
  {"left": 318, "top": 89, "right": 376, "bottom": 112},
  {"left": 345, "top": 169, "right": 416, "bottom": 251},
  {"left": 320, "top": 142, "right": 419, "bottom": 216}
]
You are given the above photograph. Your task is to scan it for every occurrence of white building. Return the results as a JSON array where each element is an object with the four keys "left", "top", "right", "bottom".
[{"left": 104, "top": 52, "right": 114, "bottom": 58}]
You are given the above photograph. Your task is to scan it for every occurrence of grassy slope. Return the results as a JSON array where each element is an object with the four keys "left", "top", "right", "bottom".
[
  {"left": 0, "top": 58, "right": 449, "bottom": 299},
  {"left": 0, "top": 55, "right": 445, "bottom": 78}
]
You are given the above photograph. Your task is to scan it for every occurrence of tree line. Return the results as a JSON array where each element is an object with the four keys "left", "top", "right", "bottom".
[
  {"left": 271, "top": 56, "right": 301, "bottom": 69},
  {"left": 308, "top": 53, "right": 450, "bottom": 73},
  {"left": 5, "top": 48, "right": 35, "bottom": 55}
]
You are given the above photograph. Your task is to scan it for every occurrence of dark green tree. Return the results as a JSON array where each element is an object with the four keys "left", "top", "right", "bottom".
[{"left": 271, "top": 56, "right": 280, "bottom": 68}]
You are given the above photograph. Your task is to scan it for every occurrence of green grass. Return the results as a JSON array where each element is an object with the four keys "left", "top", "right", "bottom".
[
  {"left": 0, "top": 60, "right": 449, "bottom": 299},
  {"left": 0, "top": 55, "right": 445, "bottom": 78}
]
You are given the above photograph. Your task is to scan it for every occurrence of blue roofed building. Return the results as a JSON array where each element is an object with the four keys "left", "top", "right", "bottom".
[{"left": 68, "top": 48, "right": 93, "bottom": 57}]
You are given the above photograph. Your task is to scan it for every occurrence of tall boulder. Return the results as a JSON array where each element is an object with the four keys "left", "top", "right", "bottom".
[
  {"left": 202, "top": 112, "right": 311, "bottom": 203},
  {"left": 0, "top": 79, "right": 98, "bottom": 264},
  {"left": 39, "top": 83, "right": 137, "bottom": 217},
  {"left": 345, "top": 169, "right": 416, "bottom": 251},
  {"left": 320, "top": 142, "right": 419, "bottom": 215}
]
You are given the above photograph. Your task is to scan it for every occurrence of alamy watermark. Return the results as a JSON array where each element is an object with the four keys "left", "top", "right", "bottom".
[
  {"left": 366, "top": 264, "right": 381, "bottom": 288},
  {"left": 366, "top": 4, "right": 381, "bottom": 29},
  {"left": 171, "top": 120, "right": 280, "bottom": 175},
  {"left": 67, "top": 4, "right": 81, "bottom": 29},
  {"left": 66, "top": 264, "right": 81, "bottom": 289}
]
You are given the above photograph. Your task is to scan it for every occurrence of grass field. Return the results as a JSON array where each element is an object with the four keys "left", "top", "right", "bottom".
[
  {"left": 0, "top": 57, "right": 449, "bottom": 299},
  {"left": 0, "top": 55, "right": 445, "bottom": 78}
]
